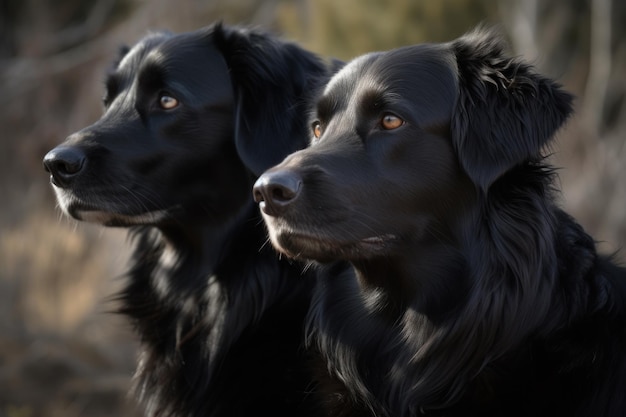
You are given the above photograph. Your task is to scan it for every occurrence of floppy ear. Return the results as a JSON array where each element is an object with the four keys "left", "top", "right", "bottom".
[
  {"left": 213, "top": 23, "right": 337, "bottom": 176},
  {"left": 450, "top": 29, "right": 574, "bottom": 191}
]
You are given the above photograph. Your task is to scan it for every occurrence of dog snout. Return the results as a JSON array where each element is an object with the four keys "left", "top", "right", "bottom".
[
  {"left": 253, "top": 170, "right": 302, "bottom": 216},
  {"left": 43, "top": 145, "right": 86, "bottom": 188}
]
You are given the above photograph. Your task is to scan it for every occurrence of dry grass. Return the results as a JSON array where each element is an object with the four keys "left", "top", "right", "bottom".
[
  {"left": 0, "top": 208, "right": 127, "bottom": 333},
  {"left": 0, "top": 207, "right": 140, "bottom": 417}
]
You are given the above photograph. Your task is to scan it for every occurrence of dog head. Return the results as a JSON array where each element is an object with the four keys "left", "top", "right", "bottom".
[
  {"left": 254, "top": 29, "right": 573, "bottom": 262},
  {"left": 43, "top": 24, "right": 327, "bottom": 227}
]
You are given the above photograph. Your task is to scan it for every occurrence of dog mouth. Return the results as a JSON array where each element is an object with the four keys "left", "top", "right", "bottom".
[
  {"left": 75, "top": 208, "right": 171, "bottom": 227},
  {"left": 54, "top": 188, "right": 173, "bottom": 227},
  {"left": 265, "top": 217, "right": 397, "bottom": 261}
]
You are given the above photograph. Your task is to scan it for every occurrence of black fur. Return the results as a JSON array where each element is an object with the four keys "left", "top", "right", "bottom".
[
  {"left": 43, "top": 23, "right": 336, "bottom": 417},
  {"left": 254, "top": 28, "right": 626, "bottom": 417}
]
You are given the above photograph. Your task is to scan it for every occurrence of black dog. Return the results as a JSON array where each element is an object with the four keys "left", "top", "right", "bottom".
[
  {"left": 254, "top": 29, "right": 626, "bottom": 417},
  {"left": 43, "top": 23, "right": 336, "bottom": 417}
]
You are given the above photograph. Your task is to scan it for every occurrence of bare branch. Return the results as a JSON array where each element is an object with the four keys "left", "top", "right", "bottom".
[{"left": 583, "top": 0, "right": 612, "bottom": 134}]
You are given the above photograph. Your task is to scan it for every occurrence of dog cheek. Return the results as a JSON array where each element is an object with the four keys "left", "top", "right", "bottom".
[{"left": 372, "top": 140, "right": 463, "bottom": 227}]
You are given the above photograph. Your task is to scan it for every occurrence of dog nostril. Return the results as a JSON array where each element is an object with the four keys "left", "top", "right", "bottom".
[
  {"left": 43, "top": 146, "right": 86, "bottom": 188},
  {"left": 271, "top": 182, "right": 298, "bottom": 202},
  {"left": 53, "top": 159, "right": 82, "bottom": 175},
  {"left": 253, "top": 187, "right": 265, "bottom": 204},
  {"left": 253, "top": 170, "right": 302, "bottom": 216}
]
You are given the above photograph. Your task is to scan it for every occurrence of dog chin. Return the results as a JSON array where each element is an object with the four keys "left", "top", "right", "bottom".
[
  {"left": 269, "top": 224, "right": 396, "bottom": 262},
  {"left": 75, "top": 209, "right": 171, "bottom": 226},
  {"left": 54, "top": 188, "right": 172, "bottom": 226}
]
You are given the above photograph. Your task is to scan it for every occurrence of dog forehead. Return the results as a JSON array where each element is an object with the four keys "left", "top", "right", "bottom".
[
  {"left": 327, "top": 44, "right": 456, "bottom": 92},
  {"left": 145, "top": 30, "right": 227, "bottom": 74},
  {"left": 117, "top": 32, "right": 172, "bottom": 74},
  {"left": 368, "top": 44, "right": 458, "bottom": 98},
  {"left": 322, "top": 44, "right": 458, "bottom": 126},
  {"left": 107, "top": 28, "right": 234, "bottom": 110},
  {"left": 317, "top": 53, "right": 386, "bottom": 119},
  {"left": 323, "top": 52, "right": 384, "bottom": 96}
]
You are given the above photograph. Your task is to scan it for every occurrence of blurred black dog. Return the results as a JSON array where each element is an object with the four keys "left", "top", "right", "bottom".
[
  {"left": 43, "top": 23, "right": 337, "bottom": 417},
  {"left": 254, "top": 29, "right": 626, "bottom": 417}
]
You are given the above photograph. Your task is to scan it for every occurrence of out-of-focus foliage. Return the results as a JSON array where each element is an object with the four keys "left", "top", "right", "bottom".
[
  {"left": 280, "top": 0, "right": 494, "bottom": 58},
  {"left": 0, "top": 0, "right": 624, "bottom": 416}
]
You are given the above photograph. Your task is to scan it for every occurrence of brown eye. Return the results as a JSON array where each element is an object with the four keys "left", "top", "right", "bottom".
[
  {"left": 381, "top": 114, "right": 404, "bottom": 130},
  {"left": 159, "top": 94, "right": 179, "bottom": 110},
  {"left": 312, "top": 121, "right": 322, "bottom": 139}
]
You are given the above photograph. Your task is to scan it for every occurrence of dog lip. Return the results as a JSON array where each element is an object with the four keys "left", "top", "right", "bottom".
[
  {"left": 272, "top": 222, "right": 397, "bottom": 259},
  {"left": 361, "top": 234, "right": 396, "bottom": 245},
  {"left": 293, "top": 232, "right": 395, "bottom": 246},
  {"left": 356, "top": 234, "right": 398, "bottom": 253},
  {"left": 76, "top": 208, "right": 171, "bottom": 226},
  {"left": 55, "top": 188, "right": 179, "bottom": 226}
]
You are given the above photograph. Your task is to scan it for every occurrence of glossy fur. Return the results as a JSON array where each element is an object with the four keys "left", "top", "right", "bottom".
[
  {"left": 43, "top": 23, "right": 336, "bottom": 417},
  {"left": 254, "top": 29, "right": 626, "bottom": 417}
]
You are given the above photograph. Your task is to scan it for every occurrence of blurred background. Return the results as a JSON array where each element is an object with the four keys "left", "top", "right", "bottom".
[{"left": 0, "top": 0, "right": 624, "bottom": 415}]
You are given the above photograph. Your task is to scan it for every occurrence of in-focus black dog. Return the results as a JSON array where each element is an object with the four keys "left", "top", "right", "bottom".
[
  {"left": 254, "top": 29, "right": 626, "bottom": 417},
  {"left": 43, "top": 23, "right": 337, "bottom": 417}
]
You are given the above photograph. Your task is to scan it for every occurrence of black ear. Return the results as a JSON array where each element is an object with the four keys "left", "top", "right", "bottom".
[
  {"left": 450, "top": 29, "right": 574, "bottom": 191},
  {"left": 213, "top": 23, "right": 335, "bottom": 176}
]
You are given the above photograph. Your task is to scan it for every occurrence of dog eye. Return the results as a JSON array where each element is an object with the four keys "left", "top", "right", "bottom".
[
  {"left": 312, "top": 121, "right": 323, "bottom": 139},
  {"left": 159, "top": 94, "right": 179, "bottom": 110},
  {"left": 381, "top": 114, "right": 404, "bottom": 130}
]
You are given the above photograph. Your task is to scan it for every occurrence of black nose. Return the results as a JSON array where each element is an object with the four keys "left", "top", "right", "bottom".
[
  {"left": 253, "top": 170, "right": 302, "bottom": 216},
  {"left": 43, "top": 146, "right": 86, "bottom": 188}
]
